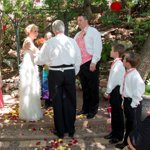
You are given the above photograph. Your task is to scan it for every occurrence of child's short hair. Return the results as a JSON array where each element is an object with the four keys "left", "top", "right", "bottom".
[
  {"left": 124, "top": 51, "right": 140, "bottom": 67},
  {"left": 112, "top": 43, "right": 125, "bottom": 57}
]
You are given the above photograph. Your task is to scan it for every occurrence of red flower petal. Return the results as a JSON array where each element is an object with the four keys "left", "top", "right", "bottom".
[
  {"left": 72, "top": 139, "right": 78, "bottom": 144},
  {"left": 32, "top": 128, "right": 36, "bottom": 131},
  {"left": 44, "top": 146, "right": 50, "bottom": 150},
  {"left": 54, "top": 142, "right": 59, "bottom": 148},
  {"left": 36, "top": 141, "right": 41, "bottom": 145},
  {"left": 68, "top": 143, "right": 72, "bottom": 147},
  {"left": 59, "top": 140, "right": 63, "bottom": 144}
]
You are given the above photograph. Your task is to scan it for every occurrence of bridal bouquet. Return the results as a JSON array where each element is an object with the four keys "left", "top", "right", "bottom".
[{"left": 35, "top": 38, "right": 45, "bottom": 48}]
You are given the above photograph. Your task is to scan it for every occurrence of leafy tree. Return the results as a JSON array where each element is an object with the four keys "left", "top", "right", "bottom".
[{"left": 0, "top": 0, "right": 34, "bottom": 66}]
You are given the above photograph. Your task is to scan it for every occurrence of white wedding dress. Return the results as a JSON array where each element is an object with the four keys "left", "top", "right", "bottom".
[{"left": 19, "top": 37, "right": 43, "bottom": 121}]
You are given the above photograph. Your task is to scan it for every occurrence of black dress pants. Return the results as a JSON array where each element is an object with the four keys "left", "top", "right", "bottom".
[
  {"left": 48, "top": 69, "right": 76, "bottom": 136},
  {"left": 123, "top": 98, "right": 141, "bottom": 145},
  {"left": 79, "top": 60, "right": 100, "bottom": 114},
  {"left": 109, "top": 86, "right": 124, "bottom": 140}
]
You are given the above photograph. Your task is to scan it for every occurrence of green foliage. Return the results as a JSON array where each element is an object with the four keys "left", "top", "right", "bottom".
[
  {"left": 101, "top": 11, "right": 121, "bottom": 26},
  {"left": 133, "top": 19, "right": 150, "bottom": 47},
  {"left": 2, "top": 0, "right": 33, "bottom": 16},
  {"left": 145, "top": 85, "right": 150, "bottom": 95},
  {"left": 101, "top": 41, "right": 111, "bottom": 62},
  {"left": 126, "top": 0, "right": 139, "bottom": 8}
]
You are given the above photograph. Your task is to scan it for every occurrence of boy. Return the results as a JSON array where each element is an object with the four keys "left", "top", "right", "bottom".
[
  {"left": 116, "top": 51, "right": 145, "bottom": 149},
  {"left": 104, "top": 43, "right": 125, "bottom": 144}
]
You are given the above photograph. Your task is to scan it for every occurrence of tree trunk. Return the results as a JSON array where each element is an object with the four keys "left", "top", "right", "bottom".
[
  {"left": 138, "top": 33, "right": 150, "bottom": 80},
  {"left": 83, "top": 0, "right": 92, "bottom": 20}
]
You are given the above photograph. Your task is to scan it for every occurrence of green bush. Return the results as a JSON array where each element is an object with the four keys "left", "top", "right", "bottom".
[
  {"left": 145, "top": 85, "right": 150, "bottom": 95},
  {"left": 101, "top": 41, "right": 111, "bottom": 62},
  {"left": 101, "top": 11, "right": 121, "bottom": 26}
]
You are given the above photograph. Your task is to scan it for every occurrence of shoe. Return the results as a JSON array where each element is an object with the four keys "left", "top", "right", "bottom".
[
  {"left": 68, "top": 132, "right": 74, "bottom": 138},
  {"left": 109, "top": 138, "right": 121, "bottom": 144},
  {"left": 53, "top": 130, "right": 64, "bottom": 139},
  {"left": 45, "top": 100, "right": 53, "bottom": 109},
  {"left": 104, "top": 133, "right": 113, "bottom": 139},
  {"left": 77, "top": 110, "right": 88, "bottom": 115},
  {"left": 87, "top": 113, "right": 95, "bottom": 119},
  {"left": 44, "top": 105, "right": 50, "bottom": 109},
  {"left": 115, "top": 143, "right": 127, "bottom": 149}
]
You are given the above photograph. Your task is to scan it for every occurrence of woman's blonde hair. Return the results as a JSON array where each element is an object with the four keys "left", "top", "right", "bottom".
[{"left": 24, "top": 24, "right": 38, "bottom": 35}]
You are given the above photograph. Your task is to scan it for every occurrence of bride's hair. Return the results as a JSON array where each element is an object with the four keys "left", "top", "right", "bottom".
[{"left": 25, "top": 24, "right": 38, "bottom": 35}]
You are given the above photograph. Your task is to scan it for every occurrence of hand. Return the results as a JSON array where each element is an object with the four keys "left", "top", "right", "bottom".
[
  {"left": 121, "top": 104, "right": 124, "bottom": 109},
  {"left": 104, "top": 92, "right": 110, "bottom": 99},
  {"left": 89, "top": 63, "right": 96, "bottom": 72}
]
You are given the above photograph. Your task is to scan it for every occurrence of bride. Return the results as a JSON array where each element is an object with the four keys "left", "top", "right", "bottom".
[{"left": 19, "top": 24, "right": 43, "bottom": 121}]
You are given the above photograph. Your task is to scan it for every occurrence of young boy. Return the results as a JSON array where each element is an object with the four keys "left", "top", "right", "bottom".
[
  {"left": 104, "top": 43, "right": 125, "bottom": 144},
  {"left": 116, "top": 51, "right": 145, "bottom": 149}
]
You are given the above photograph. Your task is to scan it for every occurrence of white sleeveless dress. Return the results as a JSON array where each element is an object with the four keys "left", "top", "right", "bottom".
[{"left": 19, "top": 37, "right": 43, "bottom": 121}]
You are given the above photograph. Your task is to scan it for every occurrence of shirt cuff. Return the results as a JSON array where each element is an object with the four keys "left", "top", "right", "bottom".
[
  {"left": 91, "top": 58, "right": 97, "bottom": 64},
  {"left": 131, "top": 102, "right": 137, "bottom": 108}
]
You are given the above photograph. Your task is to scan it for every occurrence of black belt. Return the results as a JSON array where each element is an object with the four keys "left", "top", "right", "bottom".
[
  {"left": 50, "top": 64, "right": 73, "bottom": 68},
  {"left": 124, "top": 97, "right": 132, "bottom": 100}
]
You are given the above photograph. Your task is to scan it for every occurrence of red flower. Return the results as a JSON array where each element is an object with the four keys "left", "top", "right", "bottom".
[
  {"left": 111, "top": 1, "right": 122, "bottom": 12},
  {"left": 2, "top": 25, "right": 6, "bottom": 31}
]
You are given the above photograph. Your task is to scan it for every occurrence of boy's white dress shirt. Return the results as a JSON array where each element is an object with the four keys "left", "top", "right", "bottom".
[
  {"left": 120, "top": 69, "right": 145, "bottom": 108},
  {"left": 106, "top": 58, "right": 125, "bottom": 94}
]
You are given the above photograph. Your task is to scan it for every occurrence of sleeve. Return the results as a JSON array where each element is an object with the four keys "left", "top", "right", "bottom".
[
  {"left": 23, "top": 38, "right": 39, "bottom": 54},
  {"left": 91, "top": 29, "right": 102, "bottom": 64},
  {"left": 22, "top": 38, "right": 31, "bottom": 50},
  {"left": 73, "top": 40, "right": 81, "bottom": 75},
  {"left": 106, "top": 62, "right": 125, "bottom": 94},
  {"left": 34, "top": 41, "right": 51, "bottom": 66},
  {"left": 131, "top": 75, "right": 145, "bottom": 108}
]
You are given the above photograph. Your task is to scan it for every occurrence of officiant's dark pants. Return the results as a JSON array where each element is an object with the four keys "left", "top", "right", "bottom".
[{"left": 48, "top": 68, "right": 76, "bottom": 136}]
